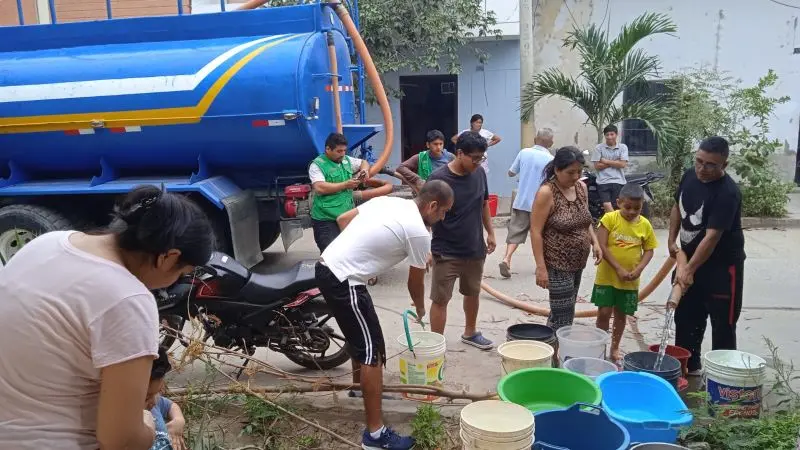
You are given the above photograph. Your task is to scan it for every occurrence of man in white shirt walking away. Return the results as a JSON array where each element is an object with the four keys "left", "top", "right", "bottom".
[
  {"left": 499, "top": 128, "right": 555, "bottom": 278},
  {"left": 315, "top": 180, "right": 454, "bottom": 450}
]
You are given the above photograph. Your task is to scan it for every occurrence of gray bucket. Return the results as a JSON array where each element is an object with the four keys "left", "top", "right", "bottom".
[{"left": 506, "top": 323, "right": 557, "bottom": 346}]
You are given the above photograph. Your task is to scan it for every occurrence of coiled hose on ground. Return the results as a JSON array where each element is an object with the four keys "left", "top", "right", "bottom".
[{"left": 480, "top": 256, "right": 677, "bottom": 318}]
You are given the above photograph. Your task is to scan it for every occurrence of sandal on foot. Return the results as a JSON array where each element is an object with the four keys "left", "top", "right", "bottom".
[{"left": 461, "top": 332, "right": 494, "bottom": 350}]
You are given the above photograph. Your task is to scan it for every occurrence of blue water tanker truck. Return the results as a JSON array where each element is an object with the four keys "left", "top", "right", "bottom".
[{"left": 0, "top": 0, "right": 390, "bottom": 268}]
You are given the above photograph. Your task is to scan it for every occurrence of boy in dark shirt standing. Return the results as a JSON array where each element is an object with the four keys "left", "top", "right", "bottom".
[
  {"left": 427, "top": 131, "right": 496, "bottom": 350},
  {"left": 668, "top": 136, "right": 746, "bottom": 375}
]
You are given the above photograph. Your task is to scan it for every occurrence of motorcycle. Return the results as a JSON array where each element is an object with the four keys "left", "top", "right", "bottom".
[
  {"left": 155, "top": 252, "right": 349, "bottom": 371},
  {"left": 582, "top": 170, "right": 665, "bottom": 221}
]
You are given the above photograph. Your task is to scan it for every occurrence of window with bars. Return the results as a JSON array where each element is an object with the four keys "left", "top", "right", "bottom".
[{"left": 621, "top": 80, "right": 669, "bottom": 155}]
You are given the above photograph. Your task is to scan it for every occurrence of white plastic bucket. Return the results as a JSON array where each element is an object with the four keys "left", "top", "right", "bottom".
[
  {"left": 397, "top": 331, "right": 446, "bottom": 401},
  {"left": 563, "top": 356, "right": 618, "bottom": 380},
  {"left": 555, "top": 325, "right": 610, "bottom": 366},
  {"left": 704, "top": 349, "right": 767, "bottom": 418},
  {"left": 460, "top": 400, "right": 535, "bottom": 450},
  {"left": 497, "top": 341, "right": 554, "bottom": 375}
]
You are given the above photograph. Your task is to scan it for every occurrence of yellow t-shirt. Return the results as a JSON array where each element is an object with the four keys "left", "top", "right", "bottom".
[{"left": 594, "top": 210, "right": 658, "bottom": 291}]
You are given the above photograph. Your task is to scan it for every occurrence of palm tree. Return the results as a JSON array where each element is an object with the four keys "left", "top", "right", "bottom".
[{"left": 520, "top": 13, "right": 677, "bottom": 144}]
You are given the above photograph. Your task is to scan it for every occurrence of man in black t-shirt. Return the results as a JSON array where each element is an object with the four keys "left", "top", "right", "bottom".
[
  {"left": 426, "top": 131, "right": 497, "bottom": 350},
  {"left": 668, "top": 136, "right": 746, "bottom": 374}
]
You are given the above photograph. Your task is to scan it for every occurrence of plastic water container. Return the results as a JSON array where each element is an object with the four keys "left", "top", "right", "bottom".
[
  {"left": 497, "top": 341, "right": 554, "bottom": 375},
  {"left": 555, "top": 325, "right": 610, "bottom": 366},
  {"left": 497, "top": 368, "right": 601, "bottom": 413},
  {"left": 533, "top": 403, "right": 630, "bottom": 450},
  {"left": 596, "top": 371, "right": 693, "bottom": 443},
  {"left": 563, "top": 356, "right": 618, "bottom": 380},
  {"left": 630, "top": 444, "right": 690, "bottom": 450},
  {"left": 704, "top": 349, "right": 767, "bottom": 418},
  {"left": 460, "top": 400, "right": 535, "bottom": 450},
  {"left": 397, "top": 310, "right": 446, "bottom": 401},
  {"left": 624, "top": 351, "right": 682, "bottom": 389},
  {"left": 506, "top": 323, "right": 557, "bottom": 346}
]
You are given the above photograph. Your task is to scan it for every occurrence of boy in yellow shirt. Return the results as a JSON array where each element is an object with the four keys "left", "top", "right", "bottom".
[{"left": 592, "top": 183, "right": 658, "bottom": 362}]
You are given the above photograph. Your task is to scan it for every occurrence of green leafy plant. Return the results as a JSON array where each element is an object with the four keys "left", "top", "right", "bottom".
[
  {"left": 658, "top": 68, "right": 738, "bottom": 190},
  {"left": 241, "top": 395, "right": 293, "bottom": 437},
  {"left": 520, "top": 13, "right": 676, "bottom": 143},
  {"left": 680, "top": 338, "right": 800, "bottom": 449},
  {"left": 269, "top": 0, "right": 499, "bottom": 98},
  {"left": 411, "top": 404, "right": 447, "bottom": 450}
]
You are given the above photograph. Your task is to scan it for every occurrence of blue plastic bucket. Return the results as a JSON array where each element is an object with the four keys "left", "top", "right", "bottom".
[
  {"left": 596, "top": 371, "right": 693, "bottom": 443},
  {"left": 533, "top": 403, "right": 630, "bottom": 450}
]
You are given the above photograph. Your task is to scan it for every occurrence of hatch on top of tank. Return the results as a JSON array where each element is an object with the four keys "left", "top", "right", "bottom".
[{"left": 0, "top": 2, "right": 344, "bottom": 53}]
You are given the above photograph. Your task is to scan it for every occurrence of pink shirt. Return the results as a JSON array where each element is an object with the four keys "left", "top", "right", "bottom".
[{"left": 0, "top": 231, "right": 159, "bottom": 449}]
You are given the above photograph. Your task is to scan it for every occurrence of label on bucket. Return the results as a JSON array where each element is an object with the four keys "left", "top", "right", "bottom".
[
  {"left": 399, "top": 356, "right": 445, "bottom": 402},
  {"left": 707, "top": 377, "right": 762, "bottom": 418}
]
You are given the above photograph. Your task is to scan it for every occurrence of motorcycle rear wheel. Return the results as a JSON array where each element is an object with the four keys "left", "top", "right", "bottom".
[{"left": 283, "top": 325, "right": 350, "bottom": 370}]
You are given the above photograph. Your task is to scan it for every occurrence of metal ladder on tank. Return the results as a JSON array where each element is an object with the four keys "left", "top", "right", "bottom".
[{"left": 9, "top": 0, "right": 375, "bottom": 163}]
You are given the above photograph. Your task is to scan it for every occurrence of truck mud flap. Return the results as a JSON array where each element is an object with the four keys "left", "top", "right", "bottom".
[
  {"left": 280, "top": 218, "right": 304, "bottom": 252},
  {"left": 222, "top": 191, "right": 263, "bottom": 268}
]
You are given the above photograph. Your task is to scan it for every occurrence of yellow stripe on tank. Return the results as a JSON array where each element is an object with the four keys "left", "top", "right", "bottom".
[{"left": 0, "top": 35, "right": 296, "bottom": 134}]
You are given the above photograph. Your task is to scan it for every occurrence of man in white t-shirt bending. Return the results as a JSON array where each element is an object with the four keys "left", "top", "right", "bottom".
[{"left": 315, "top": 180, "right": 454, "bottom": 450}]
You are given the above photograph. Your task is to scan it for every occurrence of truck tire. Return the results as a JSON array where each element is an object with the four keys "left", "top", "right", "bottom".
[
  {"left": 0, "top": 204, "right": 74, "bottom": 266},
  {"left": 258, "top": 220, "right": 281, "bottom": 250}
]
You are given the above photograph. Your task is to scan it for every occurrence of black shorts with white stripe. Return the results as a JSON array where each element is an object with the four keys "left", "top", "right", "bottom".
[{"left": 315, "top": 262, "right": 386, "bottom": 367}]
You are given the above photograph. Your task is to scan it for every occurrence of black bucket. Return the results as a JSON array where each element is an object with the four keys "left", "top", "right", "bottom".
[
  {"left": 623, "top": 351, "right": 682, "bottom": 389},
  {"left": 506, "top": 323, "right": 557, "bottom": 346}
]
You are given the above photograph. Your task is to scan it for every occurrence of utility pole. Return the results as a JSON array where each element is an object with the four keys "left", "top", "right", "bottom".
[{"left": 519, "top": 0, "right": 536, "bottom": 148}]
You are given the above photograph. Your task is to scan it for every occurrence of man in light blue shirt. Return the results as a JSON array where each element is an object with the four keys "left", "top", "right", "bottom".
[{"left": 499, "top": 128, "right": 554, "bottom": 278}]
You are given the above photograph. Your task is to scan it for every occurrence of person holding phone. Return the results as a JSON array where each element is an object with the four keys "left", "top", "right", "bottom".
[{"left": 308, "top": 132, "right": 370, "bottom": 252}]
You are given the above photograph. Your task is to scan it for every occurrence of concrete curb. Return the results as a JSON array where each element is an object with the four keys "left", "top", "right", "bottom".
[{"left": 491, "top": 214, "right": 800, "bottom": 229}]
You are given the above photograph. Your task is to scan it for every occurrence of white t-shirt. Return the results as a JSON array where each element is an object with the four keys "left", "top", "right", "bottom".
[
  {"left": 308, "top": 155, "right": 364, "bottom": 183},
  {"left": 0, "top": 231, "right": 159, "bottom": 450},
  {"left": 459, "top": 128, "right": 494, "bottom": 173},
  {"left": 321, "top": 196, "right": 431, "bottom": 284}
]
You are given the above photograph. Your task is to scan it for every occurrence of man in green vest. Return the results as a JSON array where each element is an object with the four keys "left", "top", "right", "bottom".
[
  {"left": 396, "top": 130, "right": 455, "bottom": 192},
  {"left": 309, "top": 132, "right": 370, "bottom": 253}
]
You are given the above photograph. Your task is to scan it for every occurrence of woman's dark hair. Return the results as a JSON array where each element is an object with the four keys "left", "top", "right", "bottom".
[
  {"left": 151, "top": 347, "right": 172, "bottom": 380},
  {"left": 542, "top": 146, "right": 585, "bottom": 180},
  {"left": 108, "top": 185, "right": 214, "bottom": 267},
  {"left": 426, "top": 129, "right": 445, "bottom": 143},
  {"left": 469, "top": 114, "right": 484, "bottom": 124}
]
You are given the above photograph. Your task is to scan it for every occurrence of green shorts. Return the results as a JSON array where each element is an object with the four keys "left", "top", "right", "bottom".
[{"left": 591, "top": 285, "right": 639, "bottom": 315}]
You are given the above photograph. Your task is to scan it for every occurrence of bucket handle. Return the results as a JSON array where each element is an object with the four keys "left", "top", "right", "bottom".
[
  {"left": 567, "top": 402, "right": 605, "bottom": 415},
  {"left": 402, "top": 309, "right": 426, "bottom": 357},
  {"left": 642, "top": 420, "right": 672, "bottom": 430}
]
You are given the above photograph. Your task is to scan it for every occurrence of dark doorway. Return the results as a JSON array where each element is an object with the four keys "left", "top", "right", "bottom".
[{"left": 400, "top": 75, "right": 458, "bottom": 161}]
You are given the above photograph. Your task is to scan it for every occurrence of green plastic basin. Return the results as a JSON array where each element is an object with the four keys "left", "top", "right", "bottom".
[{"left": 497, "top": 367, "right": 602, "bottom": 413}]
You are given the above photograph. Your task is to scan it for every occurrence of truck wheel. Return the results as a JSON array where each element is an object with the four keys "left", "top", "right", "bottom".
[
  {"left": 0, "top": 205, "right": 74, "bottom": 266},
  {"left": 258, "top": 221, "right": 281, "bottom": 250}
]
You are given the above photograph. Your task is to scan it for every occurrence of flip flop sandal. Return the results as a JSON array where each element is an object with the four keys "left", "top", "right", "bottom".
[{"left": 499, "top": 261, "right": 511, "bottom": 278}]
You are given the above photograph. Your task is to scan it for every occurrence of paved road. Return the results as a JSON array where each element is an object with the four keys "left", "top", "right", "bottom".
[{"left": 170, "top": 227, "right": 800, "bottom": 397}]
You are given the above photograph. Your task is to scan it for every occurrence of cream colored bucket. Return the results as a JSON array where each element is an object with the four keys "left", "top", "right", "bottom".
[
  {"left": 460, "top": 400, "right": 535, "bottom": 450},
  {"left": 497, "top": 340, "right": 554, "bottom": 375}
]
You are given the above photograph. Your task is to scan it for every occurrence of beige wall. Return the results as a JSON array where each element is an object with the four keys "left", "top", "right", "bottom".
[{"left": 1, "top": 0, "right": 191, "bottom": 26}]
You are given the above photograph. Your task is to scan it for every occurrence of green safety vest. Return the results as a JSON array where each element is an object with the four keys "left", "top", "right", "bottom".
[
  {"left": 310, "top": 155, "right": 355, "bottom": 221},
  {"left": 417, "top": 151, "right": 432, "bottom": 180}
]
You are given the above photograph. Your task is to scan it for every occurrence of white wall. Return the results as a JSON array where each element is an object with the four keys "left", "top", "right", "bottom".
[
  {"left": 528, "top": 0, "right": 800, "bottom": 154},
  {"left": 365, "top": 39, "right": 523, "bottom": 196}
]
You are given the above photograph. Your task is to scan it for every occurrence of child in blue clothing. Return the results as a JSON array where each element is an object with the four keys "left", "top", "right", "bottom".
[{"left": 146, "top": 348, "right": 187, "bottom": 450}]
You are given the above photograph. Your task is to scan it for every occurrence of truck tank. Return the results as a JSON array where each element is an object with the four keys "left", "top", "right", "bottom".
[
  {"left": 0, "top": 4, "right": 375, "bottom": 187},
  {"left": 0, "top": 2, "right": 391, "bottom": 268}
]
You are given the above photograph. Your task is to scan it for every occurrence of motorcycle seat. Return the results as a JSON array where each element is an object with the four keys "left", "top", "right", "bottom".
[{"left": 240, "top": 260, "right": 318, "bottom": 304}]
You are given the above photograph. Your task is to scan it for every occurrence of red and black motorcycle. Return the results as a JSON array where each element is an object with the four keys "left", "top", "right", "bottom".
[{"left": 155, "top": 252, "right": 348, "bottom": 371}]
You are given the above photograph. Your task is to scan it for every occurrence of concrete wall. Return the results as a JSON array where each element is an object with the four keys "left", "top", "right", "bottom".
[{"left": 365, "top": 39, "right": 523, "bottom": 196}]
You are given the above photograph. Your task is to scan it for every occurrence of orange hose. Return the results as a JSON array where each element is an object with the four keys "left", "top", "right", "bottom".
[
  {"left": 481, "top": 256, "right": 677, "bottom": 318},
  {"left": 332, "top": 3, "right": 394, "bottom": 177},
  {"left": 326, "top": 32, "right": 343, "bottom": 134}
]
